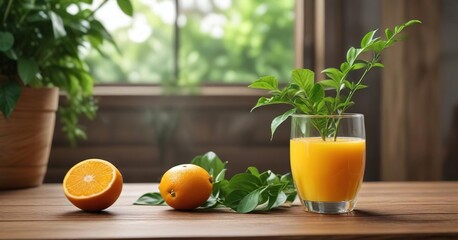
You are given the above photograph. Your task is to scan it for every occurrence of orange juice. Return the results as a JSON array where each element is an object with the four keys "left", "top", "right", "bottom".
[{"left": 290, "top": 137, "right": 365, "bottom": 202}]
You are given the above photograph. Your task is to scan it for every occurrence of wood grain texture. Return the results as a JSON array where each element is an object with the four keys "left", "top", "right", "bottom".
[
  {"left": 0, "top": 88, "right": 58, "bottom": 189},
  {"left": 0, "top": 182, "right": 457, "bottom": 240},
  {"left": 444, "top": 107, "right": 458, "bottom": 180},
  {"left": 381, "top": 0, "right": 441, "bottom": 180}
]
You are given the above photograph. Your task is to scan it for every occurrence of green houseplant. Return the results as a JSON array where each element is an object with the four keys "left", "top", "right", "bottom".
[{"left": 0, "top": 0, "right": 132, "bottom": 189}]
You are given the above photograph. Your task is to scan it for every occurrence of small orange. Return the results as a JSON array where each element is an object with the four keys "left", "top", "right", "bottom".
[
  {"left": 63, "top": 159, "right": 123, "bottom": 211},
  {"left": 159, "top": 164, "right": 213, "bottom": 210}
]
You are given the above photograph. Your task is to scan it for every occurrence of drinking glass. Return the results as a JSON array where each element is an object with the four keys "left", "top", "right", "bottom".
[{"left": 290, "top": 114, "right": 366, "bottom": 214}]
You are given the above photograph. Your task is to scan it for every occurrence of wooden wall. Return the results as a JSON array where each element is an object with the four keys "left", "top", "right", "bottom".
[
  {"left": 381, "top": 0, "right": 442, "bottom": 180},
  {"left": 45, "top": 88, "right": 293, "bottom": 183}
]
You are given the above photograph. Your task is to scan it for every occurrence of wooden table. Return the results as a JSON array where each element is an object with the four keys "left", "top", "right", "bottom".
[{"left": 1, "top": 182, "right": 457, "bottom": 239}]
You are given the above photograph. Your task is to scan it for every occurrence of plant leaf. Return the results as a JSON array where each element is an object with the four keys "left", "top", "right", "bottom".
[
  {"left": 116, "top": 0, "right": 134, "bottom": 16},
  {"left": 404, "top": 19, "right": 422, "bottom": 27},
  {"left": 248, "top": 76, "right": 279, "bottom": 90},
  {"left": 310, "top": 84, "right": 324, "bottom": 103},
  {"left": 246, "top": 167, "right": 260, "bottom": 177},
  {"left": 355, "top": 84, "right": 368, "bottom": 90},
  {"left": 18, "top": 58, "right": 39, "bottom": 85},
  {"left": 372, "top": 62, "right": 384, "bottom": 68},
  {"left": 318, "top": 80, "right": 337, "bottom": 90},
  {"left": 291, "top": 69, "right": 314, "bottom": 92},
  {"left": 343, "top": 80, "right": 352, "bottom": 89},
  {"left": 191, "top": 151, "right": 226, "bottom": 181},
  {"left": 250, "top": 96, "right": 288, "bottom": 112},
  {"left": 322, "top": 68, "right": 342, "bottom": 82},
  {"left": 236, "top": 188, "right": 264, "bottom": 213},
  {"left": 269, "top": 191, "right": 287, "bottom": 209},
  {"left": 0, "top": 80, "right": 21, "bottom": 118},
  {"left": 346, "top": 47, "right": 357, "bottom": 65},
  {"left": 270, "top": 108, "right": 296, "bottom": 140},
  {"left": 352, "top": 63, "right": 367, "bottom": 70},
  {"left": 221, "top": 173, "right": 262, "bottom": 195},
  {"left": 199, "top": 195, "right": 219, "bottom": 209},
  {"left": 214, "top": 168, "right": 227, "bottom": 183},
  {"left": 0, "top": 31, "right": 14, "bottom": 52},
  {"left": 385, "top": 28, "right": 393, "bottom": 39},
  {"left": 133, "top": 192, "right": 165, "bottom": 205},
  {"left": 223, "top": 189, "right": 247, "bottom": 209},
  {"left": 372, "top": 40, "right": 386, "bottom": 53},
  {"left": 48, "top": 11, "right": 67, "bottom": 38},
  {"left": 340, "top": 62, "right": 349, "bottom": 72},
  {"left": 360, "top": 29, "right": 377, "bottom": 48}
]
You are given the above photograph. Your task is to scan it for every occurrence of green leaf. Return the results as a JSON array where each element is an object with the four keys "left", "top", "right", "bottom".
[
  {"left": 373, "top": 62, "right": 385, "bottom": 68},
  {"left": 191, "top": 151, "right": 226, "bottom": 180},
  {"left": 355, "top": 84, "right": 368, "bottom": 90},
  {"left": 223, "top": 189, "right": 247, "bottom": 209},
  {"left": 4, "top": 49, "right": 17, "bottom": 60},
  {"left": 214, "top": 168, "right": 227, "bottom": 183},
  {"left": 270, "top": 108, "right": 296, "bottom": 140},
  {"left": 116, "top": 0, "right": 134, "bottom": 16},
  {"left": 0, "top": 80, "right": 21, "bottom": 118},
  {"left": 251, "top": 96, "right": 288, "bottom": 112},
  {"left": 19, "top": 0, "right": 35, "bottom": 9},
  {"left": 221, "top": 173, "right": 262, "bottom": 196},
  {"left": 404, "top": 19, "right": 421, "bottom": 27},
  {"left": 310, "top": 84, "right": 324, "bottom": 103},
  {"left": 360, "top": 29, "right": 377, "bottom": 48},
  {"left": 340, "top": 62, "right": 349, "bottom": 72},
  {"left": 318, "top": 80, "right": 338, "bottom": 90},
  {"left": 248, "top": 76, "right": 279, "bottom": 91},
  {"left": 372, "top": 40, "right": 386, "bottom": 53},
  {"left": 133, "top": 192, "right": 165, "bottom": 205},
  {"left": 316, "top": 99, "right": 327, "bottom": 114},
  {"left": 352, "top": 63, "right": 367, "bottom": 70},
  {"left": 291, "top": 69, "right": 314, "bottom": 92},
  {"left": 18, "top": 58, "right": 39, "bottom": 85},
  {"left": 49, "top": 11, "right": 67, "bottom": 38},
  {"left": 246, "top": 167, "right": 260, "bottom": 177},
  {"left": 236, "top": 188, "right": 265, "bottom": 213},
  {"left": 88, "top": 19, "right": 121, "bottom": 54},
  {"left": 199, "top": 193, "right": 219, "bottom": 209},
  {"left": 259, "top": 170, "right": 279, "bottom": 184},
  {"left": 269, "top": 191, "right": 287, "bottom": 209},
  {"left": 322, "top": 68, "right": 342, "bottom": 82},
  {"left": 385, "top": 28, "right": 393, "bottom": 39},
  {"left": 346, "top": 47, "right": 357, "bottom": 65},
  {"left": 0, "top": 31, "right": 14, "bottom": 52},
  {"left": 343, "top": 80, "right": 352, "bottom": 89}
]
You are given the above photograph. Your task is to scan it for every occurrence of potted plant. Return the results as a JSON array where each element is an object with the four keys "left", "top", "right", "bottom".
[{"left": 0, "top": 0, "right": 133, "bottom": 189}]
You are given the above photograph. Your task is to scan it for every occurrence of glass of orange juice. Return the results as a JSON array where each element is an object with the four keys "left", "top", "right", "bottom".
[{"left": 290, "top": 114, "right": 365, "bottom": 214}]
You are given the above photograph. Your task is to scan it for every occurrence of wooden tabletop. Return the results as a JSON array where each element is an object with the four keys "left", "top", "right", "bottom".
[{"left": 1, "top": 182, "right": 457, "bottom": 240}]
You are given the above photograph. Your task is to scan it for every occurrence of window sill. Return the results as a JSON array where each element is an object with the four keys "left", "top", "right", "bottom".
[{"left": 92, "top": 85, "right": 265, "bottom": 97}]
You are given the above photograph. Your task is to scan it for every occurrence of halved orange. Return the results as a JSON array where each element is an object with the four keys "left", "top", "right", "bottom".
[{"left": 63, "top": 159, "right": 123, "bottom": 211}]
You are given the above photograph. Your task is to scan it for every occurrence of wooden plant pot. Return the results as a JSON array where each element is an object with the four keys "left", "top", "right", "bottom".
[{"left": 0, "top": 87, "right": 59, "bottom": 189}]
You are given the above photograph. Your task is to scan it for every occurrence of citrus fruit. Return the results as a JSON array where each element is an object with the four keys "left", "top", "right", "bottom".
[
  {"left": 63, "top": 159, "right": 123, "bottom": 211},
  {"left": 159, "top": 164, "right": 213, "bottom": 210}
]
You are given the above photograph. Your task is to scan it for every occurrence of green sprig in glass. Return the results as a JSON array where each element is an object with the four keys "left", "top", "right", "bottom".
[{"left": 249, "top": 20, "right": 421, "bottom": 141}]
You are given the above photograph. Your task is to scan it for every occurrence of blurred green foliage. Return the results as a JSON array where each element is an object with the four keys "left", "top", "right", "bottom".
[{"left": 84, "top": 0, "right": 294, "bottom": 86}]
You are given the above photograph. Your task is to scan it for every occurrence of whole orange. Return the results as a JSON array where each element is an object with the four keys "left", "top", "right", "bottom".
[{"left": 159, "top": 164, "right": 213, "bottom": 210}]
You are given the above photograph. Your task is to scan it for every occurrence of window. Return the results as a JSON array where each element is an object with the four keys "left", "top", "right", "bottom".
[{"left": 84, "top": 0, "right": 295, "bottom": 85}]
